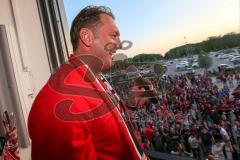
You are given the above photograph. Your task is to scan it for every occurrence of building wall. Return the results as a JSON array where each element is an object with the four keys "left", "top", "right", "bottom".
[
  {"left": 0, "top": 0, "right": 51, "bottom": 126},
  {"left": 0, "top": 1, "right": 70, "bottom": 158}
]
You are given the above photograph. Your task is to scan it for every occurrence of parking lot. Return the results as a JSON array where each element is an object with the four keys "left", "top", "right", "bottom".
[{"left": 164, "top": 49, "right": 240, "bottom": 76}]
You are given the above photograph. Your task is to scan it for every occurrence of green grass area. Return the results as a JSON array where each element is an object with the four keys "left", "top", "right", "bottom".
[
  {"left": 234, "top": 66, "right": 240, "bottom": 73},
  {"left": 207, "top": 72, "right": 217, "bottom": 77}
]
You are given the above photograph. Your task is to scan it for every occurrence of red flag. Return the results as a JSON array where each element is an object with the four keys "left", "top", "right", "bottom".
[{"left": 2, "top": 112, "right": 20, "bottom": 160}]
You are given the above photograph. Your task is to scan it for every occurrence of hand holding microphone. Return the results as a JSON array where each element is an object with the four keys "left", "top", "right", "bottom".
[{"left": 127, "top": 77, "right": 160, "bottom": 108}]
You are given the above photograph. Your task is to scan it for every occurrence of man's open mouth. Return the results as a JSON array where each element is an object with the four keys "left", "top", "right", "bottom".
[{"left": 109, "top": 50, "right": 117, "bottom": 55}]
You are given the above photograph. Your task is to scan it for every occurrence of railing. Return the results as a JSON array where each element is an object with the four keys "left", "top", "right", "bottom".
[{"left": 148, "top": 151, "right": 194, "bottom": 160}]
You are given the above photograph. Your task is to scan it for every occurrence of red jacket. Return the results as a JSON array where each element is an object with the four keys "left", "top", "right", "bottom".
[{"left": 28, "top": 57, "right": 148, "bottom": 160}]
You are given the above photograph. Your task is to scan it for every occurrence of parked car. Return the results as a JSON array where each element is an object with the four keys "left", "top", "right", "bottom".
[
  {"left": 164, "top": 61, "right": 173, "bottom": 66},
  {"left": 230, "top": 56, "right": 240, "bottom": 62},
  {"left": 186, "top": 67, "right": 195, "bottom": 74},
  {"left": 218, "top": 54, "right": 229, "bottom": 59},
  {"left": 192, "top": 62, "right": 199, "bottom": 68},
  {"left": 140, "top": 70, "right": 151, "bottom": 75},
  {"left": 126, "top": 71, "right": 141, "bottom": 79},
  {"left": 227, "top": 55, "right": 237, "bottom": 61},
  {"left": 217, "top": 64, "right": 234, "bottom": 72},
  {"left": 230, "top": 57, "right": 240, "bottom": 65},
  {"left": 176, "top": 62, "right": 188, "bottom": 69},
  {"left": 193, "top": 58, "right": 198, "bottom": 63},
  {"left": 215, "top": 53, "right": 224, "bottom": 58}
]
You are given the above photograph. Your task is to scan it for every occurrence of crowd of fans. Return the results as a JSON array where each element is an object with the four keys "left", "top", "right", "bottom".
[{"left": 113, "top": 72, "right": 240, "bottom": 160}]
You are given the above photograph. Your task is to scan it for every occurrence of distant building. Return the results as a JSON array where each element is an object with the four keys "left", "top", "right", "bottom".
[{"left": 112, "top": 53, "right": 128, "bottom": 62}]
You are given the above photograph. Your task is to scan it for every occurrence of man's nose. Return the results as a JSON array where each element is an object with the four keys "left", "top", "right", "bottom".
[{"left": 116, "top": 37, "right": 121, "bottom": 50}]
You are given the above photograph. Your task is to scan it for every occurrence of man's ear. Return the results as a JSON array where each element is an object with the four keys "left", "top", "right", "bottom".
[{"left": 79, "top": 28, "right": 94, "bottom": 47}]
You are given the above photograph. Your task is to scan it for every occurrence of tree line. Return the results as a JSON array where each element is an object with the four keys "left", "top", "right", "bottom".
[
  {"left": 109, "top": 32, "right": 239, "bottom": 72},
  {"left": 165, "top": 32, "right": 240, "bottom": 59}
]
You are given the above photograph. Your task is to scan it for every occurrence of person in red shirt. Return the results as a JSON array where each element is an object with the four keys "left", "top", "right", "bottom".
[{"left": 28, "top": 6, "right": 150, "bottom": 160}]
